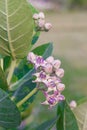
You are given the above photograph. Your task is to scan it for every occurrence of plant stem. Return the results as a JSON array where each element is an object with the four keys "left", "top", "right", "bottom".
[
  {"left": 17, "top": 87, "right": 38, "bottom": 108},
  {"left": 0, "top": 59, "right": 3, "bottom": 70},
  {"left": 7, "top": 60, "right": 16, "bottom": 85}
]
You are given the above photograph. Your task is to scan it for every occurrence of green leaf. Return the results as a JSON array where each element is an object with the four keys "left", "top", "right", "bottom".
[
  {"left": 0, "top": 66, "right": 8, "bottom": 90},
  {"left": 36, "top": 117, "right": 58, "bottom": 130},
  {"left": 56, "top": 101, "right": 65, "bottom": 130},
  {"left": 74, "top": 102, "right": 87, "bottom": 130},
  {"left": 33, "top": 42, "right": 53, "bottom": 59},
  {"left": 0, "top": 0, "right": 33, "bottom": 59},
  {"left": 57, "top": 101, "right": 79, "bottom": 130},
  {"left": 32, "top": 31, "right": 40, "bottom": 45},
  {"left": 0, "top": 88, "right": 21, "bottom": 128},
  {"left": 64, "top": 102, "right": 79, "bottom": 130}
]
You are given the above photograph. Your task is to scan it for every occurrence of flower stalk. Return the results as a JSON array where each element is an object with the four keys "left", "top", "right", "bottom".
[
  {"left": 17, "top": 87, "right": 38, "bottom": 108},
  {"left": 7, "top": 60, "right": 16, "bottom": 86}
]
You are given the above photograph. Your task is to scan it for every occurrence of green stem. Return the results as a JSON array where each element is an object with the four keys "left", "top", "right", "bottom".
[
  {"left": 17, "top": 87, "right": 38, "bottom": 108},
  {"left": 7, "top": 60, "right": 16, "bottom": 85},
  {"left": 0, "top": 59, "right": 3, "bottom": 70}
]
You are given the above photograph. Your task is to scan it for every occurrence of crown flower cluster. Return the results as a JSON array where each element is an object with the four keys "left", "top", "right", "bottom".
[
  {"left": 27, "top": 52, "right": 65, "bottom": 108},
  {"left": 33, "top": 12, "right": 52, "bottom": 31}
]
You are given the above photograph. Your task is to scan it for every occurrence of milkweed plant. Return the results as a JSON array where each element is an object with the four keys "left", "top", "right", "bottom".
[{"left": 0, "top": 0, "right": 86, "bottom": 130}]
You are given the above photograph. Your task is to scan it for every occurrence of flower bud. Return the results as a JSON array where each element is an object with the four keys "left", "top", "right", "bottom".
[
  {"left": 27, "top": 52, "right": 36, "bottom": 63},
  {"left": 69, "top": 100, "right": 77, "bottom": 110},
  {"left": 53, "top": 60, "right": 61, "bottom": 70},
  {"left": 57, "top": 83, "right": 65, "bottom": 91},
  {"left": 33, "top": 13, "right": 39, "bottom": 20},
  {"left": 44, "top": 63, "right": 53, "bottom": 74},
  {"left": 44, "top": 23, "right": 52, "bottom": 31},
  {"left": 46, "top": 56, "right": 54, "bottom": 63},
  {"left": 37, "top": 19, "right": 45, "bottom": 28},
  {"left": 38, "top": 12, "right": 45, "bottom": 19},
  {"left": 56, "top": 68, "right": 64, "bottom": 78}
]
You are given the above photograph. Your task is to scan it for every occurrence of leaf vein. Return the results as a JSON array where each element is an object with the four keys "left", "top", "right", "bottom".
[
  {"left": 9, "top": 17, "right": 28, "bottom": 31},
  {"left": 8, "top": 1, "right": 23, "bottom": 18}
]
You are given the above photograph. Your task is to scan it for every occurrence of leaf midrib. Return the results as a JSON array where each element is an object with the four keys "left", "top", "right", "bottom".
[{"left": 5, "top": 0, "right": 15, "bottom": 59}]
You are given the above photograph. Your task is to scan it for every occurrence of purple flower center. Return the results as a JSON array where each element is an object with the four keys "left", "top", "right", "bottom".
[
  {"left": 36, "top": 57, "right": 44, "bottom": 64},
  {"left": 39, "top": 72, "right": 46, "bottom": 79},
  {"left": 49, "top": 81, "right": 56, "bottom": 88},
  {"left": 48, "top": 97, "right": 56, "bottom": 105}
]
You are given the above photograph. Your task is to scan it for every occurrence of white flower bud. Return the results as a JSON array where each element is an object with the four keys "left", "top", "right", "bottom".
[
  {"left": 33, "top": 13, "right": 39, "bottom": 20},
  {"left": 44, "top": 63, "right": 53, "bottom": 74},
  {"left": 57, "top": 83, "right": 65, "bottom": 91},
  {"left": 27, "top": 52, "right": 36, "bottom": 63},
  {"left": 46, "top": 56, "right": 54, "bottom": 63},
  {"left": 56, "top": 68, "right": 64, "bottom": 78},
  {"left": 38, "top": 12, "right": 45, "bottom": 19},
  {"left": 53, "top": 60, "right": 61, "bottom": 70},
  {"left": 44, "top": 23, "right": 52, "bottom": 31},
  {"left": 69, "top": 100, "right": 77, "bottom": 110},
  {"left": 38, "top": 19, "right": 45, "bottom": 28}
]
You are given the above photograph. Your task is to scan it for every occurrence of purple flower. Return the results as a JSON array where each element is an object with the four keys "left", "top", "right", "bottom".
[
  {"left": 27, "top": 52, "right": 65, "bottom": 108},
  {"left": 33, "top": 71, "right": 48, "bottom": 83},
  {"left": 36, "top": 56, "right": 44, "bottom": 64},
  {"left": 39, "top": 71, "right": 46, "bottom": 79},
  {"left": 48, "top": 97, "right": 56, "bottom": 105}
]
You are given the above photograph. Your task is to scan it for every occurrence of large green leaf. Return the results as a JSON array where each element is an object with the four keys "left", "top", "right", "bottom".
[
  {"left": 57, "top": 101, "right": 79, "bottom": 130},
  {"left": 0, "top": 0, "right": 33, "bottom": 59},
  {"left": 74, "top": 102, "right": 87, "bottom": 130},
  {"left": 0, "top": 88, "right": 21, "bottom": 128},
  {"left": 0, "top": 66, "right": 8, "bottom": 90}
]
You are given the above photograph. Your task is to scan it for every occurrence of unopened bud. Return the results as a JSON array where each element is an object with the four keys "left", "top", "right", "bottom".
[
  {"left": 69, "top": 100, "right": 77, "bottom": 110},
  {"left": 56, "top": 68, "right": 64, "bottom": 78},
  {"left": 44, "top": 23, "right": 52, "bottom": 31},
  {"left": 44, "top": 63, "right": 53, "bottom": 74},
  {"left": 46, "top": 56, "right": 54, "bottom": 63},
  {"left": 53, "top": 60, "right": 61, "bottom": 70},
  {"left": 57, "top": 83, "right": 65, "bottom": 91},
  {"left": 33, "top": 13, "right": 39, "bottom": 20},
  {"left": 27, "top": 52, "right": 36, "bottom": 63},
  {"left": 39, "top": 12, "right": 45, "bottom": 19},
  {"left": 38, "top": 19, "right": 45, "bottom": 28}
]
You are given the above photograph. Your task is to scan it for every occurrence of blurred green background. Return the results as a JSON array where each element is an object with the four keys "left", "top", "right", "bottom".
[{"left": 24, "top": 0, "right": 87, "bottom": 129}]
